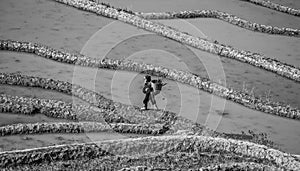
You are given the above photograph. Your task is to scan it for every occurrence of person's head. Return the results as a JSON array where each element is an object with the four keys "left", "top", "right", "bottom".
[{"left": 144, "top": 75, "right": 151, "bottom": 82}]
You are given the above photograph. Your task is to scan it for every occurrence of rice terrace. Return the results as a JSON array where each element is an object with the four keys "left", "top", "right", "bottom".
[{"left": 0, "top": 0, "right": 300, "bottom": 170}]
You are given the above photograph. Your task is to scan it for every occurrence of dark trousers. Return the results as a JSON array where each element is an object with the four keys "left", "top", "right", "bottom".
[{"left": 143, "top": 93, "right": 151, "bottom": 109}]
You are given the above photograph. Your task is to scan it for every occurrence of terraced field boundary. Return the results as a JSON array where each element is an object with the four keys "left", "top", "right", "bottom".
[
  {"left": 118, "top": 162, "right": 281, "bottom": 171},
  {"left": 0, "top": 73, "right": 177, "bottom": 124},
  {"left": 0, "top": 73, "right": 220, "bottom": 136},
  {"left": 0, "top": 121, "right": 166, "bottom": 136},
  {"left": 51, "top": 0, "right": 300, "bottom": 83},
  {"left": 242, "top": 0, "right": 300, "bottom": 16},
  {"left": 89, "top": 0, "right": 300, "bottom": 37},
  {"left": 0, "top": 94, "right": 128, "bottom": 123},
  {"left": 3, "top": 153, "right": 282, "bottom": 170},
  {"left": 0, "top": 83, "right": 282, "bottom": 169},
  {"left": 0, "top": 93, "right": 170, "bottom": 135},
  {"left": 0, "top": 122, "right": 111, "bottom": 135},
  {"left": 1, "top": 40, "right": 299, "bottom": 120},
  {"left": 137, "top": 10, "right": 300, "bottom": 37},
  {"left": 1, "top": 135, "right": 299, "bottom": 170}
]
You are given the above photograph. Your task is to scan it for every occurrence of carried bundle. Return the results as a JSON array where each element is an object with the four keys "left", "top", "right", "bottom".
[{"left": 151, "top": 78, "right": 167, "bottom": 96}]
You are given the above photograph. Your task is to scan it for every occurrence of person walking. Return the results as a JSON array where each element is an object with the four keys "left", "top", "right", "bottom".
[{"left": 141, "top": 75, "right": 153, "bottom": 110}]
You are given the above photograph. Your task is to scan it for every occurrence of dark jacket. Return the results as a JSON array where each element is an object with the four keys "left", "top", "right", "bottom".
[{"left": 142, "top": 82, "right": 153, "bottom": 94}]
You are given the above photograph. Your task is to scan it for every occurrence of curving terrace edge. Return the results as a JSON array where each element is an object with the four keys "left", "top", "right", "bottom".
[
  {"left": 242, "top": 0, "right": 300, "bottom": 17},
  {"left": 0, "top": 135, "right": 299, "bottom": 170},
  {"left": 50, "top": 0, "right": 300, "bottom": 83},
  {"left": 136, "top": 10, "right": 300, "bottom": 37},
  {"left": 1, "top": 40, "right": 299, "bottom": 120}
]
